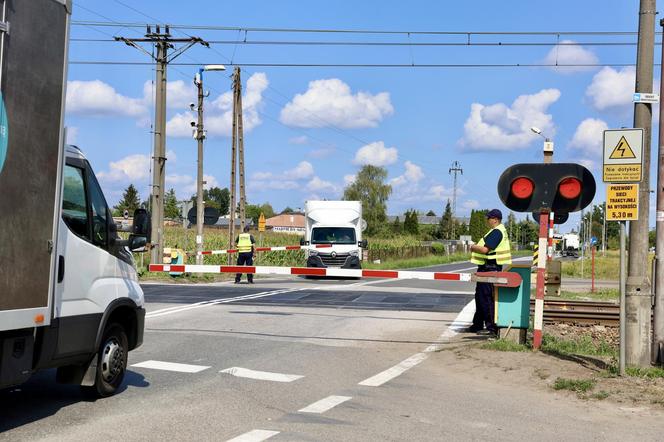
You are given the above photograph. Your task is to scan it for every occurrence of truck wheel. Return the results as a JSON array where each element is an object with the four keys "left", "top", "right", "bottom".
[{"left": 84, "top": 323, "right": 128, "bottom": 398}]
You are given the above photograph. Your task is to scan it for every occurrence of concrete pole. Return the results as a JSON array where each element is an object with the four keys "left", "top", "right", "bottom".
[
  {"left": 236, "top": 68, "right": 247, "bottom": 232},
  {"left": 195, "top": 70, "right": 205, "bottom": 266},
  {"left": 228, "top": 68, "right": 238, "bottom": 260},
  {"left": 653, "top": 18, "right": 664, "bottom": 365},
  {"left": 626, "top": 0, "right": 655, "bottom": 367},
  {"left": 150, "top": 41, "right": 167, "bottom": 266}
]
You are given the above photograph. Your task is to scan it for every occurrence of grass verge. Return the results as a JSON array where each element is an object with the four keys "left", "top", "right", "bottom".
[
  {"left": 541, "top": 334, "right": 617, "bottom": 358},
  {"left": 480, "top": 340, "right": 529, "bottom": 352},
  {"left": 556, "top": 289, "right": 618, "bottom": 302},
  {"left": 552, "top": 377, "right": 596, "bottom": 393},
  {"left": 625, "top": 366, "right": 664, "bottom": 378}
]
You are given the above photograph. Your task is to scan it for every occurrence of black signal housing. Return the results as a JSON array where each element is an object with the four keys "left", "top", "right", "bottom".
[{"left": 497, "top": 163, "right": 596, "bottom": 213}]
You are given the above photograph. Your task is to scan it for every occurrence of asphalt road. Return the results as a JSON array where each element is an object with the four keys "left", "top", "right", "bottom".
[{"left": 1, "top": 258, "right": 661, "bottom": 441}]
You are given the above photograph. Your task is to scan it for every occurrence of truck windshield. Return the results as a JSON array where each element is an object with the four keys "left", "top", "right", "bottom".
[{"left": 311, "top": 227, "right": 356, "bottom": 245}]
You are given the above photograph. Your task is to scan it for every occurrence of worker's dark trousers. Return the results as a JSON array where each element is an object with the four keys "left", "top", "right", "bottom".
[
  {"left": 471, "top": 264, "right": 500, "bottom": 332},
  {"left": 235, "top": 252, "right": 254, "bottom": 283},
  {"left": 472, "top": 281, "right": 496, "bottom": 332}
]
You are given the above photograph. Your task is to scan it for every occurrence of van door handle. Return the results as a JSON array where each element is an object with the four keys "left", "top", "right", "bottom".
[{"left": 57, "top": 255, "right": 65, "bottom": 283}]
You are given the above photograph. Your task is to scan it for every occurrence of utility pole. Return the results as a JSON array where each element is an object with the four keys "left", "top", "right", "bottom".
[
  {"left": 449, "top": 161, "right": 463, "bottom": 240},
  {"left": 195, "top": 71, "right": 205, "bottom": 266},
  {"left": 627, "top": 0, "right": 655, "bottom": 368},
  {"left": 193, "top": 65, "right": 225, "bottom": 266},
  {"left": 115, "top": 25, "right": 208, "bottom": 265},
  {"left": 653, "top": 18, "right": 664, "bottom": 366},
  {"left": 236, "top": 68, "right": 247, "bottom": 232},
  {"left": 228, "top": 69, "right": 239, "bottom": 256}
]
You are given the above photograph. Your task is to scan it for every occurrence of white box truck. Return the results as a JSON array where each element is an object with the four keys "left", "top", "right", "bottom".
[
  {"left": 0, "top": 0, "right": 148, "bottom": 397},
  {"left": 302, "top": 201, "right": 367, "bottom": 268}
]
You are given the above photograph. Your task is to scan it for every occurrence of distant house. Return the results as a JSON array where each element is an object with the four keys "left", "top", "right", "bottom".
[
  {"left": 266, "top": 213, "right": 305, "bottom": 234},
  {"left": 212, "top": 216, "right": 254, "bottom": 229},
  {"left": 387, "top": 215, "right": 470, "bottom": 225}
]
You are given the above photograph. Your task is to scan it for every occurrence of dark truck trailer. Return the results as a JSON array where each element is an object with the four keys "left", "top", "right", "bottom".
[{"left": 0, "top": 0, "right": 148, "bottom": 397}]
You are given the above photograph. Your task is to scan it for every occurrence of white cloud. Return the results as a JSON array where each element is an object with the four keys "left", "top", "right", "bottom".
[
  {"left": 462, "top": 200, "right": 480, "bottom": 210},
  {"left": 390, "top": 161, "right": 424, "bottom": 187},
  {"left": 66, "top": 80, "right": 147, "bottom": 117},
  {"left": 97, "top": 153, "right": 151, "bottom": 182},
  {"left": 353, "top": 141, "right": 398, "bottom": 166},
  {"left": 307, "top": 176, "right": 338, "bottom": 194},
  {"left": 66, "top": 127, "right": 79, "bottom": 144},
  {"left": 289, "top": 135, "right": 309, "bottom": 145},
  {"left": 343, "top": 174, "right": 356, "bottom": 186},
  {"left": 166, "top": 72, "right": 269, "bottom": 138},
  {"left": 165, "top": 173, "right": 220, "bottom": 195},
  {"left": 459, "top": 89, "right": 561, "bottom": 151},
  {"left": 307, "top": 147, "right": 336, "bottom": 159},
  {"left": 568, "top": 118, "right": 609, "bottom": 164},
  {"left": 543, "top": 40, "right": 598, "bottom": 74},
  {"left": 586, "top": 67, "right": 635, "bottom": 111},
  {"left": 252, "top": 161, "right": 314, "bottom": 181},
  {"left": 280, "top": 78, "right": 394, "bottom": 129}
]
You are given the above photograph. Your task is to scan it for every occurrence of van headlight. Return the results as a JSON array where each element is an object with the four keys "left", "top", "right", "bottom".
[
  {"left": 349, "top": 250, "right": 359, "bottom": 257},
  {"left": 308, "top": 249, "right": 319, "bottom": 257}
]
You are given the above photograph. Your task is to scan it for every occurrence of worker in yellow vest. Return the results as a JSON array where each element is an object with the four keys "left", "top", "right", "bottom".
[
  {"left": 467, "top": 209, "right": 512, "bottom": 336},
  {"left": 235, "top": 225, "right": 256, "bottom": 284}
]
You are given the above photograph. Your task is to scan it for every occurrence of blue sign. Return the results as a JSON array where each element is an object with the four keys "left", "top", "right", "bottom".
[
  {"left": 0, "top": 93, "right": 7, "bottom": 175},
  {"left": 590, "top": 236, "right": 598, "bottom": 246}
]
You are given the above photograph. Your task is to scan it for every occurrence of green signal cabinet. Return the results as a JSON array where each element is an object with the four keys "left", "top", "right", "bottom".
[{"left": 494, "top": 265, "right": 531, "bottom": 343}]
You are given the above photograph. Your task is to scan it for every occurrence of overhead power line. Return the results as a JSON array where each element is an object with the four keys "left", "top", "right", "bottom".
[
  {"left": 70, "top": 21, "right": 655, "bottom": 36},
  {"left": 69, "top": 61, "right": 644, "bottom": 68},
  {"left": 69, "top": 38, "right": 655, "bottom": 47}
]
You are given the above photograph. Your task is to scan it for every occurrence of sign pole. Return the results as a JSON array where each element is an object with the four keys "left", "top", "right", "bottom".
[
  {"left": 591, "top": 245, "right": 595, "bottom": 293},
  {"left": 533, "top": 212, "right": 549, "bottom": 350},
  {"left": 620, "top": 221, "right": 627, "bottom": 375}
]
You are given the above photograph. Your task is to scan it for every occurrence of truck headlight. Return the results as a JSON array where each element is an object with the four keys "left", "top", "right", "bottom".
[
  {"left": 308, "top": 249, "right": 319, "bottom": 257},
  {"left": 349, "top": 250, "right": 359, "bottom": 257}
]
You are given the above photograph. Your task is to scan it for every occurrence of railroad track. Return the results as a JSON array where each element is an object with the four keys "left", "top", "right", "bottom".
[{"left": 529, "top": 299, "right": 619, "bottom": 326}]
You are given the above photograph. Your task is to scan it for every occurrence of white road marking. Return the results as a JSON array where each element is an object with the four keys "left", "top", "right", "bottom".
[
  {"left": 358, "top": 352, "right": 430, "bottom": 387},
  {"left": 220, "top": 367, "right": 304, "bottom": 383},
  {"left": 226, "top": 429, "right": 280, "bottom": 442},
  {"left": 131, "top": 360, "right": 211, "bottom": 373},
  {"left": 298, "top": 395, "right": 352, "bottom": 413},
  {"left": 146, "top": 288, "right": 303, "bottom": 318},
  {"left": 358, "top": 299, "right": 475, "bottom": 387}
]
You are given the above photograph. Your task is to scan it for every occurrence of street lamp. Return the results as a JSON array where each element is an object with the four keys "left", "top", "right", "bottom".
[
  {"left": 194, "top": 64, "right": 225, "bottom": 265},
  {"left": 531, "top": 127, "right": 554, "bottom": 163}
]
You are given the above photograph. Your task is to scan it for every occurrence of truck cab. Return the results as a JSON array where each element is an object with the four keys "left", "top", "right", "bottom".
[{"left": 303, "top": 200, "right": 367, "bottom": 269}]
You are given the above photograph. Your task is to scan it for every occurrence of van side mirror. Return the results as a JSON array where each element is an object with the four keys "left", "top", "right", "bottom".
[
  {"left": 359, "top": 239, "right": 368, "bottom": 248},
  {"left": 300, "top": 238, "right": 308, "bottom": 246},
  {"left": 132, "top": 208, "right": 151, "bottom": 242},
  {"left": 128, "top": 235, "right": 147, "bottom": 252}
]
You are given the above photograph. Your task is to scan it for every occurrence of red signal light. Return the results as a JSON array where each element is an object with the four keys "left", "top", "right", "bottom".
[
  {"left": 558, "top": 177, "right": 581, "bottom": 199},
  {"left": 510, "top": 177, "right": 534, "bottom": 199}
]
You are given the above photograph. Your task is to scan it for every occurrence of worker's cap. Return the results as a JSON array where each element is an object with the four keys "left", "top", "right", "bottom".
[{"left": 486, "top": 209, "right": 503, "bottom": 220}]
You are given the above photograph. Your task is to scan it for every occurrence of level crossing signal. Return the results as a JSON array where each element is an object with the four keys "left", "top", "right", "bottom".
[{"left": 497, "top": 163, "right": 596, "bottom": 214}]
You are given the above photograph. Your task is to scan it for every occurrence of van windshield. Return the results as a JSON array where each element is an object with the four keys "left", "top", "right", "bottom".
[{"left": 311, "top": 227, "right": 356, "bottom": 245}]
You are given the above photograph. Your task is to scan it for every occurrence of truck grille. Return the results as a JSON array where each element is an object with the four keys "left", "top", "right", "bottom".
[{"left": 319, "top": 253, "right": 349, "bottom": 267}]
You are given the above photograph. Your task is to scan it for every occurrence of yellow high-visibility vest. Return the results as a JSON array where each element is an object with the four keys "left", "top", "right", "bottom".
[
  {"left": 470, "top": 223, "right": 512, "bottom": 266},
  {"left": 237, "top": 233, "right": 253, "bottom": 253}
]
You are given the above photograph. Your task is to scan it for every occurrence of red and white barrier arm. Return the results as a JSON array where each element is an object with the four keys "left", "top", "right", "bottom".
[
  {"left": 197, "top": 244, "right": 333, "bottom": 256},
  {"left": 148, "top": 264, "right": 522, "bottom": 288}
]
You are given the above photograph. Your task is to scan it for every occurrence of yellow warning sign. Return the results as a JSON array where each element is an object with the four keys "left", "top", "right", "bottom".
[
  {"left": 258, "top": 212, "right": 266, "bottom": 232},
  {"left": 606, "top": 184, "right": 639, "bottom": 221},
  {"left": 603, "top": 164, "right": 642, "bottom": 183},
  {"left": 609, "top": 136, "right": 637, "bottom": 159}
]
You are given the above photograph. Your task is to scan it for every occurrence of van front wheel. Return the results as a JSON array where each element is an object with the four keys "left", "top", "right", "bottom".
[{"left": 84, "top": 323, "right": 128, "bottom": 398}]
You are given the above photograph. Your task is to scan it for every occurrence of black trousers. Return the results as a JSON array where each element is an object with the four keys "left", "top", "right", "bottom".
[
  {"left": 472, "top": 265, "right": 500, "bottom": 331},
  {"left": 235, "top": 252, "right": 254, "bottom": 282}
]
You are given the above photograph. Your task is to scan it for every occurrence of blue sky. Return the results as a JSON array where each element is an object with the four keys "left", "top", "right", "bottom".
[{"left": 67, "top": 0, "right": 658, "bottom": 232}]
